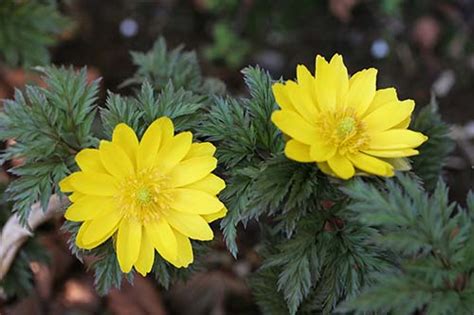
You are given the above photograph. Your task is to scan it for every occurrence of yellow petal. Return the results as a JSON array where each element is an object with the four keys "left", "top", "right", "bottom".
[
  {"left": 174, "top": 230, "right": 193, "bottom": 268},
  {"left": 99, "top": 141, "right": 135, "bottom": 178},
  {"left": 183, "top": 174, "right": 226, "bottom": 195},
  {"left": 146, "top": 217, "right": 177, "bottom": 263},
  {"left": 385, "top": 157, "right": 412, "bottom": 171},
  {"left": 69, "top": 172, "right": 119, "bottom": 196},
  {"left": 345, "top": 68, "right": 377, "bottom": 116},
  {"left": 163, "top": 209, "right": 214, "bottom": 241},
  {"left": 348, "top": 152, "right": 394, "bottom": 176},
  {"left": 317, "top": 162, "right": 335, "bottom": 176},
  {"left": 368, "top": 130, "right": 428, "bottom": 150},
  {"left": 285, "top": 139, "right": 313, "bottom": 162},
  {"left": 156, "top": 116, "right": 174, "bottom": 149},
  {"left": 362, "top": 149, "right": 419, "bottom": 158},
  {"left": 68, "top": 192, "right": 84, "bottom": 202},
  {"left": 272, "top": 82, "right": 297, "bottom": 112},
  {"left": 78, "top": 209, "right": 122, "bottom": 249},
  {"left": 329, "top": 54, "right": 350, "bottom": 106},
  {"left": 363, "top": 100, "right": 415, "bottom": 132},
  {"left": 75, "top": 221, "right": 91, "bottom": 248},
  {"left": 287, "top": 74, "right": 318, "bottom": 122},
  {"left": 59, "top": 173, "right": 78, "bottom": 192},
  {"left": 365, "top": 88, "right": 398, "bottom": 115},
  {"left": 310, "top": 141, "right": 337, "bottom": 162},
  {"left": 117, "top": 219, "right": 142, "bottom": 273},
  {"left": 154, "top": 132, "right": 192, "bottom": 173},
  {"left": 296, "top": 65, "right": 318, "bottom": 106},
  {"left": 167, "top": 188, "right": 224, "bottom": 214},
  {"left": 315, "top": 55, "right": 336, "bottom": 111},
  {"left": 65, "top": 196, "right": 116, "bottom": 222},
  {"left": 271, "top": 110, "right": 318, "bottom": 145},
  {"left": 327, "top": 154, "right": 355, "bottom": 179},
  {"left": 184, "top": 142, "right": 216, "bottom": 160},
  {"left": 76, "top": 149, "right": 108, "bottom": 173},
  {"left": 134, "top": 229, "right": 155, "bottom": 276},
  {"left": 203, "top": 206, "right": 228, "bottom": 223},
  {"left": 137, "top": 119, "right": 163, "bottom": 170},
  {"left": 393, "top": 117, "right": 411, "bottom": 129},
  {"left": 168, "top": 157, "right": 217, "bottom": 187},
  {"left": 112, "top": 123, "right": 139, "bottom": 168}
]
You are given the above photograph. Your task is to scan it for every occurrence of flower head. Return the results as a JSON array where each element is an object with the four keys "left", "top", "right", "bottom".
[
  {"left": 271, "top": 54, "right": 428, "bottom": 179},
  {"left": 60, "top": 117, "right": 227, "bottom": 275}
]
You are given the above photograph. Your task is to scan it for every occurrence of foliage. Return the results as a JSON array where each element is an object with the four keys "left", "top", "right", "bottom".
[
  {"left": 0, "top": 184, "right": 50, "bottom": 298},
  {"left": 339, "top": 174, "right": 474, "bottom": 315},
  {"left": 100, "top": 81, "right": 205, "bottom": 138},
  {"left": 123, "top": 37, "right": 225, "bottom": 95},
  {"left": 204, "top": 22, "right": 251, "bottom": 69},
  {"left": 0, "top": 0, "right": 68, "bottom": 67},
  {"left": 411, "top": 98, "right": 455, "bottom": 191},
  {"left": 0, "top": 67, "right": 99, "bottom": 223}
]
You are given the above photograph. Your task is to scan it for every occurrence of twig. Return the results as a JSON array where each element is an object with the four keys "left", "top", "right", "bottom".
[{"left": 0, "top": 195, "right": 67, "bottom": 280}]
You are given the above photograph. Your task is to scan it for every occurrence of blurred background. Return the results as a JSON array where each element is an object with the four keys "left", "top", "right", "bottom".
[{"left": 0, "top": 0, "right": 473, "bottom": 314}]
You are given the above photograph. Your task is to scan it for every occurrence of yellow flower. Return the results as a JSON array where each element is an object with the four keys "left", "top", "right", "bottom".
[
  {"left": 271, "top": 54, "right": 428, "bottom": 179},
  {"left": 59, "top": 117, "right": 227, "bottom": 275}
]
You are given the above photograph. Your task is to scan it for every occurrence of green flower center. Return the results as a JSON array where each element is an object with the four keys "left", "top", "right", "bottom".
[
  {"left": 336, "top": 117, "right": 356, "bottom": 138},
  {"left": 136, "top": 187, "right": 152, "bottom": 204}
]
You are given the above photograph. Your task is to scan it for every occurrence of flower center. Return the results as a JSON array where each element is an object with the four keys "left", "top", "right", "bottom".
[
  {"left": 136, "top": 187, "right": 152, "bottom": 204},
  {"left": 315, "top": 108, "right": 369, "bottom": 155},
  {"left": 117, "top": 169, "right": 171, "bottom": 223},
  {"left": 336, "top": 117, "right": 356, "bottom": 138}
]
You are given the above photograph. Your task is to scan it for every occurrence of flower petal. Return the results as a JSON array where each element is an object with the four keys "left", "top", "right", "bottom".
[
  {"left": 154, "top": 132, "right": 193, "bottom": 173},
  {"left": 76, "top": 149, "right": 107, "bottom": 173},
  {"left": 363, "top": 100, "right": 415, "bottom": 132},
  {"left": 174, "top": 230, "right": 193, "bottom": 268},
  {"left": 168, "top": 157, "right": 217, "bottom": 187},
  {"left": 272, "top": 82, "right": 297, "bottom": 112},
  {"left": 345, "top": 68, "right": 377, "bottom": 116},
  {"left": 69, "top": 172, "right": 119, "bottom": 196},
  {"left": 271, "top": 110, "right": 318, "bottom": 145},
  {"left": 65, "top": 196, "right": 116, "bottom": 222},
  {"left": 100, "top": 141, "right": 135, "bottom": 178},
  {"left": 112, "top": 123, "right": 139, "bottom": 167},
  {"left": 78, "top": 209, "right": 122, "bottom": 249},
  {"left": 184, "top": 142, "right": 216, "bottom": 160},
  {"left": 167, "top": 188, "right": 224, "bottom": 214},
  {"left": 348, "top": 152, "right": 394, "bottom": 176},
  {"left": 163, "top": 209, "right": 214, "bottom": 241},
  {"left": 146, "top": 217, "right": 177, "bottom": 263},
  {"left": 287, "top": 78, "right": 318, "bottom": 123},
  {"left": 59, "top": 173, "right": 78, "bottom": 192},
  {"left": 362, "top": 149, "right": 419, "bottom": 158},
  {"left": 327, "top": 154, "right": 355, "bottom": 179},
  {"left": 315, "top": 55, "right": 335, "bottom": 111},
  {"left": 202, "top": 206, "right": 228, "bottom": 223},
  {"left": 310, "top": 141, "right": 337, "bottom": 162},
  {"left": 137, "top": 119, "right": 164, "bottom": 170},
  {"left": 365, "top": 87, "right": 398, "bottom": 115},
  {"left": 285, "top": 139, "right": 313, "bottom": 162},
  {"left": 368, "top": 130, "right": 428, "bottom": 150},
  {"left": 296, "top": 65, "right": 318, "bottom": 107},
  {"left": 183, "top": 174, "right": 226, "bottom": 195},
  {"left": 156, "top": 116, "right": 174, "bottom": 149},
  {"left": 117, "top": 219, "right": 142, "bottom": 273},
  {"left": 134, "top": 229, "right": 155, "bottom": 276}
]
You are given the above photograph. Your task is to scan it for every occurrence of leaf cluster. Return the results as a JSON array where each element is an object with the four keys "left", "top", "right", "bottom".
[
  {"left": 0, "top": 67, "right": 99, "bottom": 223},
  {"left": 123, "top": 37, "right": 226, "bottom": 96},
  {"left": 0, "top": 0, "right": 68, "bottom": 67},
  {"left": 340, "top": 174, "right": 474, "bottom": 315}
]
